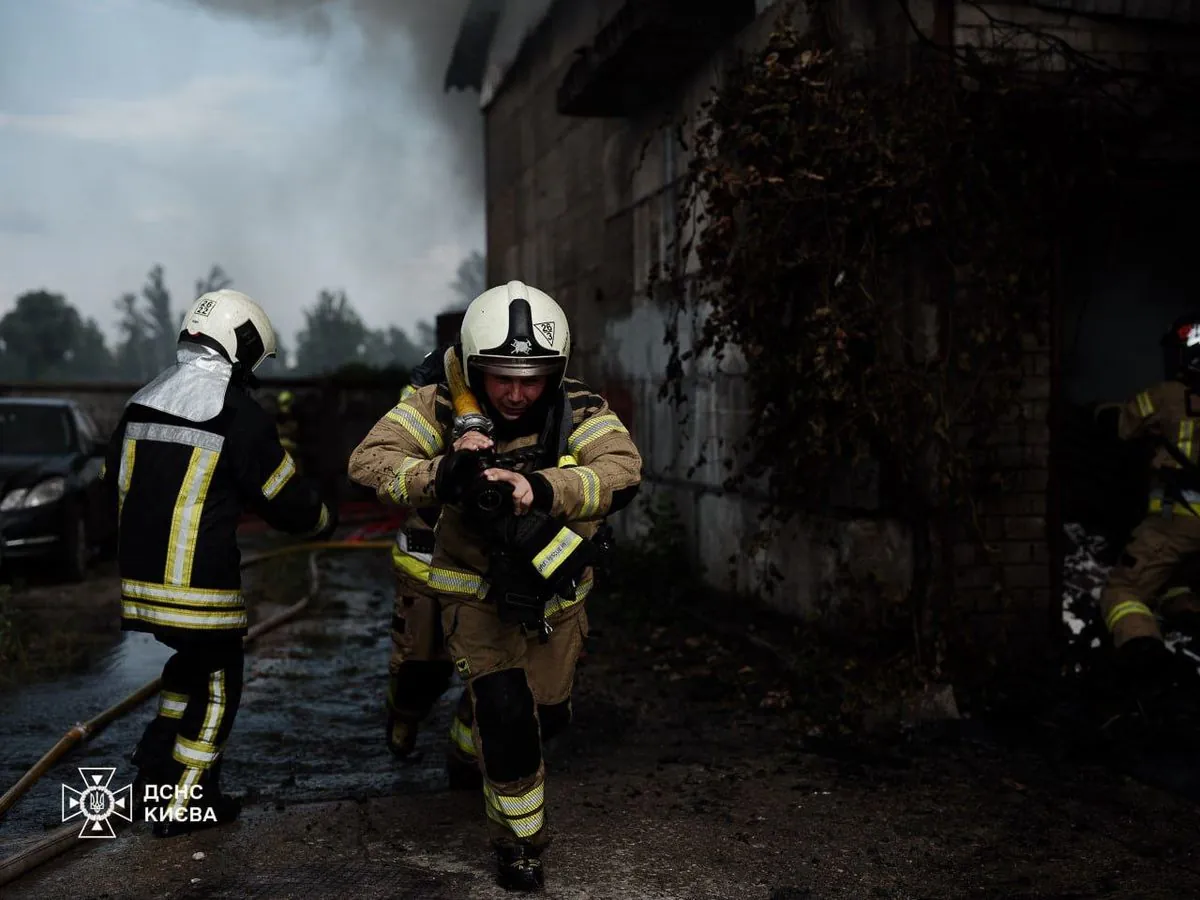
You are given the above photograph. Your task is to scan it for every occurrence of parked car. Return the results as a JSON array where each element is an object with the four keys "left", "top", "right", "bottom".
[{"left": 0, "top": 397, "right": 115, "bottom": 581}]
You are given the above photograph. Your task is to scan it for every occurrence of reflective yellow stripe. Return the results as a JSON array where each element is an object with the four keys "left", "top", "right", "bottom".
[
  {"left": 1181, "top": 421, "right": 1196, "bottom": 462},
  {"left": 387, "top": 457, "right": 422, "bottom": 504},
  {"left": 567, "top": 413, "right": 628, "bottom": 456},
  {"left": 484, "top": 783, "right": 545, "bottom": 839},
  {"left": 167, "top": 767, "right": 203, "bottom": 814},
  {"left": 99, "top": 461, "right": 107, "bottom": 480},
  {"left": 1106, "top": 599, "right": 1155, "bottom": 632},
  {"left": 545, "top": 574, "right": 593, "bottom": 618},
  {"left": 532, "top": 527, "right": 584, "bottom": 579},
  {"left": 198, "top": 669, "right": 225, "bottom": 747},
  {"left": 158, "top": 691, "right": 188, "bottom": 719},
  {"left": 428, "top": 566, "right": 487, "bottom": 597},
  {"left": 557, "top": 454, "right": 578, "bottom": 468},
  {"left": 573, "top": 466, "right": 602, "bottom": 517},
  {"left": 1136, "top": 391, "right": 1155, "bottom": 417},
  {"left": 296, "top": 504, "right": 331, "bottom": 539},
  {"left": 392, "top": 546, "right": 431, "bottom": 582},
  {"left": 263, "top": 452, "right": 296, "bottom": 499},
  {"left": 400, "top": 384, "right": 416, "bottom": 401},
  {"left": 118, "top": 437, "right": 136, "bottom": 523},
  {"left": 122, "top": 602, "right": 248, "bottom": 630},
  {"left": 385, "top": 404, "right": 444, "bottom": 456},
  {"left": 122, "top": 579, "right": 242, "bottom": 607},
  {"left": 172, "top": 734, "right": 220, "bottom": 770},
  {"left": 430, "top": 566, "right": 594, "bottom": 612},
  {"left": 1164, "top": 586, "right": 1193, "bottom": 599},
  {"left": 164, "top": 447, "right": 219, "bottom": 587},
  {"left": 1149, "top": 496, "right": 1200, "bottom": 517},
  {"left": 449, "top": 716, "right": 476, "bottom": 756}
]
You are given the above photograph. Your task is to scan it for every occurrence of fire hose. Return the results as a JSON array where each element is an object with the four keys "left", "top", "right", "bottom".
[{"left": 0, "top": 533, "right": 391, "bottom": 888}]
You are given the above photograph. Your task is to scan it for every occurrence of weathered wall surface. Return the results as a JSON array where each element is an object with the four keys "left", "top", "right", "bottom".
[{"left": 481, "top": 0, "right": 1198, "bottom": 657}]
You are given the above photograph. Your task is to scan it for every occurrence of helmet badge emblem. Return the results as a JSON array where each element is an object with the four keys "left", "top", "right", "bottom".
[
  {"left": 534, "top": 321, "right": 555, "bottom": 346},
  {"left": 510, "top": 338, "right": 532, "bottom": 355},
  {"left": 194, "top": 298, "right": 216, "bottom": 317}
]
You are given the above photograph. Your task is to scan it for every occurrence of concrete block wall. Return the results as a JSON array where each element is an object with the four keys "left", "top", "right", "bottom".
[{"left": 954, "top": 0, "right": 1200, "bottom": 71}]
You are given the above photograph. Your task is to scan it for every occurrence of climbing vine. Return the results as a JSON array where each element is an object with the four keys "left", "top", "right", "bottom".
[{"left": 655, "top": 4, "right": 1197, "bottom": 598}]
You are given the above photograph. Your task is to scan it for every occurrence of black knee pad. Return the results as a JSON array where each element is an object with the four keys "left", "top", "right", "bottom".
[
  {"left": 538, "top": 699, "right": 572, "bottom": 742},
  {"left": 471, "top": 668, "right": 541, "bottom": 783},
  {"left": 390, "top": 660, "right": 455, "bottom": 716}
]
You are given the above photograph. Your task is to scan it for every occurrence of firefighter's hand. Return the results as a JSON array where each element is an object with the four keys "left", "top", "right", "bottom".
[
  {"left": 454, "top": 431, "right": 493, "bottom": 452},
  {"left": 483, "top": 469, "right": 533, "bottom": 515}
]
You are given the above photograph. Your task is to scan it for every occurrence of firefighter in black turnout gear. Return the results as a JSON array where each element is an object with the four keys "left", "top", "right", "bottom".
[{"left": 103, "top": 289, "right": 335, "bottom": 837}]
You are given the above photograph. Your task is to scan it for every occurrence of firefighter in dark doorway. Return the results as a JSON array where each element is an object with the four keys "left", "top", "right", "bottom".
[
  {"left": 102, "top": 289, "right": 335, "bottom": 837},
  {"left": 1096, "top": 313, "right": 1200, "bottom": 689},
  {"left": 349, "top": 281, "right": 642, "bottom": 892}
]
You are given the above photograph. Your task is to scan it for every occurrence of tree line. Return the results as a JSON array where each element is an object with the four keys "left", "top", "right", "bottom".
[{"left": 0, "top": 251, "right": 486, "bottom": 382}]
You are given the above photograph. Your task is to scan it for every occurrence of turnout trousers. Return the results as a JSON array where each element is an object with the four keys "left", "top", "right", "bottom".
[
  {"left": 134, "top": 634, "right": 244, "bottom": 815},
  {"left": 1099, "top": 501, "right": 1200, "bottom": 647},
  {"left": 438, "top": 594, "right": 587, "bottom": 850}
]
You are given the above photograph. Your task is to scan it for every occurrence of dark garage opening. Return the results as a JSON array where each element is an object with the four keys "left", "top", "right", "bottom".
[{"left": 1057, "top": 171, "right": 1200, "bottom": 668}]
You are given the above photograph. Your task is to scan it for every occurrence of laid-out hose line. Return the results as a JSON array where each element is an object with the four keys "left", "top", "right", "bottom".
[{"left": 0, "top": 538, "right": 389, "bottom": 887}]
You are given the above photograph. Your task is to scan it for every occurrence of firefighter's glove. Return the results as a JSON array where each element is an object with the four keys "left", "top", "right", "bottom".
[
  {"left": 494, "top": 509, "right": 598, "bottom": 596},
  {"left": 435, "top": 449, "right": 485, "bottom": 504}
]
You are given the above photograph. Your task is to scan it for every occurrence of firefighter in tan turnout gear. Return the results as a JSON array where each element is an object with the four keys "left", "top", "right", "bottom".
[
  {"left": 349, "top": 281, "right": 642, "bottom": 891},
  {"left": 103, "top": 290, "right": 335, "bottom": 837},
  {"left": 385, "top": 347, "right": 478, "bottom": 787},
  {"left": 1096, "top": 313, "right": 1200, "bottom": 691}
]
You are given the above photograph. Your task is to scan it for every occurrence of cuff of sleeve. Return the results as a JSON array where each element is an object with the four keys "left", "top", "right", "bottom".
[{"left": 528, "top": 472, "right": 554, "bottom": 512}]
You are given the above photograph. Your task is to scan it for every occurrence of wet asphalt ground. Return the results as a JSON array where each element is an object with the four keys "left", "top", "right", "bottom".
[
  {"left": 0, "top": 547, "right": 458, "bottom": 859},
  {"left": 3, "top": 528, "right": 1200, "bottom": 897}
]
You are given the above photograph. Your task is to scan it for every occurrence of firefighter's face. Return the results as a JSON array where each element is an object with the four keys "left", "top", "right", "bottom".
[{"left": 482, "top": 373, "right": 547, "bottom": 420}]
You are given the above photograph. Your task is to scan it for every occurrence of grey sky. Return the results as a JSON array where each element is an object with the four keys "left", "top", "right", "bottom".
[{"left": 0, "top": 0, "right": 484, "bottom": 353}]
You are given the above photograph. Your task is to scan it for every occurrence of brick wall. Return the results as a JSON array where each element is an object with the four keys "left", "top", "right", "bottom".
[
  {"left": 950, "top": 314, "right": 1056, "bottom": 673},
  {"left": 476, "top": 0, "right": 1200, "bottom": 669}
]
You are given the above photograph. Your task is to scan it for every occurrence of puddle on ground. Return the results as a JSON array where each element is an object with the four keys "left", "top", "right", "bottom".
[{"left": 0, "top": 547, "right": 460, "bottom": 855}]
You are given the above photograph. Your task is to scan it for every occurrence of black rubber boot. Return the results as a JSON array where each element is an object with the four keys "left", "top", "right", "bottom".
[
  {"left": 387, "top": 713, "right": 419, "bottom": 759},
  {"left": 151, "top": 760, "right": 242, "bottom": 839},
  {"left": 495, "top": 843, "right": 545, "bottom": 892}
]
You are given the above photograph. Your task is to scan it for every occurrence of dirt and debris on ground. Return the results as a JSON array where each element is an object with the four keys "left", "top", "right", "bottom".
[{"left": 4, "top": 546, "right": 1200, "bottom": 899}]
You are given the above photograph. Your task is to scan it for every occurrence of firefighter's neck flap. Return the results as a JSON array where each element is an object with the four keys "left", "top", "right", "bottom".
[{"left": 128, "top": 342, "right": 232, "bottom": 423}]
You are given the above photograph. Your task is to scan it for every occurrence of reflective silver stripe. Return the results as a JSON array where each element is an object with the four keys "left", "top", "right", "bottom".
[
  {"left": 428, "top": 567, "right": 487, "bottom": 596},
  {"left": 165, "top": 447, "right": 219, "bottom": 586},
  {"left": 263, "top": 453, "right": 295, "bottom": 499},
  {"left": 125, "top": 421, "right": 225, "bottom": 452},
  {"left": 385, "top": 404, "right": 444, "bottom": 456},
  {"left": 122, "top": 579, "right": 242, "bottom": 607},
  {"left": 573, "top": 466, "right": 602, "bottom": 517},
  {"left": 567, "top": 413, "right": 627, "bottom": 456},
  {"left": 122, "top": 602, "right": 247, "bottom": 630},
  {"left": 1151, "top": 488, "right": 1200, "bottom": 504}
]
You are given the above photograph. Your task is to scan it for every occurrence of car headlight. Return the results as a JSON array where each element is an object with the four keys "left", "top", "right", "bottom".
[{"left": 0, "top": 477, "right": 66, "bottom": 511}]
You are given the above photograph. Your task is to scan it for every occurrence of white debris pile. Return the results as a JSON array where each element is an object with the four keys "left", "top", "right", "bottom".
[{"left": 1060, "top": 522, "right": 1200, "bottom": 668}]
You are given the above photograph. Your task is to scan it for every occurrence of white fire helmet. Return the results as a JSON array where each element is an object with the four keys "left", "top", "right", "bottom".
[
  {"left": 459, "top": 281, "right": 570, "bottom": 386},
  {"left": 179, "top": 290, "right": 278, "bottom": 372}
]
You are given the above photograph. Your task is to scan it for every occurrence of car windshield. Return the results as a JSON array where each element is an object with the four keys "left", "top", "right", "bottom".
[{"left": 0, "top": 405, "right": 74, "bottom": 455}]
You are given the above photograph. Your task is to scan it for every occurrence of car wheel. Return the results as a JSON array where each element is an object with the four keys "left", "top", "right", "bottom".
[{"left": 61, "top": 513, "right": 88, "bottom": 583}]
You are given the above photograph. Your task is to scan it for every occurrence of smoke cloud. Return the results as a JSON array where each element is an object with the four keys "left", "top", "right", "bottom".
[{"left": 182, "top": 0, "right": 483, "bottom": 199}]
